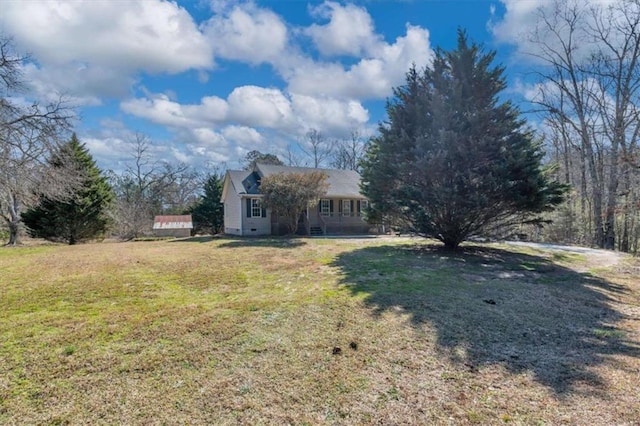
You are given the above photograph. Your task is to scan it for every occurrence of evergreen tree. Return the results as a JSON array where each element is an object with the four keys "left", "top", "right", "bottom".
[
  {"left": 361, "top": 30, "right": 566, "bottom": 250},
  {"left": 22, "top": 134, "right": 114, "bottom": 244},
  {"left": 189, "top": 172, "right": 224, "bottom": 235}
]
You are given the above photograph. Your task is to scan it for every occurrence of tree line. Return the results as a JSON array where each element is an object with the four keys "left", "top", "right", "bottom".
[
  {"left": 7, "top": 130, "right": 226, "bottom": 245},
  {"left": 526, "top": 0, "right": 640, "bottom": 252}
]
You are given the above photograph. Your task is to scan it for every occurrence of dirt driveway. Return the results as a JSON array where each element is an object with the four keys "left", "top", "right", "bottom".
[{"left": 505, "top": 241, "right": 626, "bottom": 270}]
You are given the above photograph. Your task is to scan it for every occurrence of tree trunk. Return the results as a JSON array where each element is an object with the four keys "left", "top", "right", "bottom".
[
  {"left": 585, "top": 138, "right": 604, "bottom": 248},
  {"left": 441, "top": 227, "right": 463, "bottom": 251},
  {"left": 620, "top": 209, "right": 629, "bottom": 252},
  {"left": 7, "top": 220, "right": 20, "bottom": 246},
  {"left": 5, "top": 194, "right": 22, "bottom": 246},
  {"left": 603, "top": 145, "right": 619, "bottom": 250},
  {"left": 442, "top": 238, "right": 462, "bottom": 251}
]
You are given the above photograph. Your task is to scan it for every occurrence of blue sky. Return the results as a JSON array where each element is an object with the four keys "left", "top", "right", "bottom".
[{"left": 1, "top": 0, "right": 547, "bottom": 171}]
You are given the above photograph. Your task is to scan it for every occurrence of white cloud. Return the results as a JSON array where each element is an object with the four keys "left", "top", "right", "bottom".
[
  {"left": 305, "top": 2, "right": 380, "bottom": 57},
  {"left": 80, "top": 123, "right": 187, "bottom": 170},
  {"left": 222, "top": 125, "right": 264, "bottom": 147},
  {"left": 170, "top": 147, "right": 191, "bottom": 164},
  {"left": 2, "top": 1, "right": 439, "bottom": 168},
  {"left": 0, "top": 0, "right": 213, "bottom": 100},
  {"left": 22, "top": 63, "right": 133, "bottom": 105},
  {"left": 181, "top": 128, "right": 231, "bottom": 163},
  {"left": 287, "top": 24, "right": 433, "bottom": 99},
  {"left": 85, "top": 127, "right": 233, "bottom": 169},
  {"left": 491, "top": 0, "right": 623, "bottom": 62},
  {"left": 291, "top": 94, "right": 369, "bottom": 133},
  {"left": 190, "top": 128, "right": 228, "bottom": 147},
  {"left": 227, "top": 86, "right": 295, "bottom": 129},
  {"left": 121, "top": 86, "right": 369, "bottom": 138},
  {"left": 83, "top": 137, "right": 137, "bottom": 165},
  {"left": 120, "top": 94, "right": 228, "bottom": 128},
  {"left": 203, "top": 3, "right": 288, "bottom": 64},
  {"left": 491, "top": 0, "right": 551, "bottom": 47},
  {"left": 118, "top": 84, "right": 370, "bottom": 167},
  {"left": 121, "top": 96, "right": 196, "bottom": 128},
  {"left": 1, "top": 0, "right": 212, "bottom": 73},
  {"left": 203, "top": 1, "right": 433, "bottom": 101}
]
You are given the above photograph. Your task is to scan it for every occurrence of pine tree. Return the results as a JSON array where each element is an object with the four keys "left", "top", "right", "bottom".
[
  {"left": 189, "top": 173, "right": 224, "bottom": 235},
  {"left": 361, "top": 30, "right": 566, "bottom": 250},
  {"left": 22, "top": 134, "right": 114, "bottom": 244}
]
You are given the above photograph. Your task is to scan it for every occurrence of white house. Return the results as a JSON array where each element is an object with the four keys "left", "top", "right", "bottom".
[{"left": 221, "top": 163, "right": 371, "bottom": 236}]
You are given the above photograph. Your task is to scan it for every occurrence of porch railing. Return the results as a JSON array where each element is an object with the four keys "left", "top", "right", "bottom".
[
  {"left": 317, "top": 213, "right": 327, "bottom": 235},
  {"left": 319, "top": 211, "right": 366, "bottom": 218}
]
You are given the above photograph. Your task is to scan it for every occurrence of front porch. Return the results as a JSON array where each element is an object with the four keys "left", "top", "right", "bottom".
[{"left": 298, "top": 198, "right": 371, "bottom": 236}]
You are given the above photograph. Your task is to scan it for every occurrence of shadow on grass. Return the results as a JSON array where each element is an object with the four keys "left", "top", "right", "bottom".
[
  {"left": 331, "top": 243, "right": 639, "bottom": 395},
  {"left": 168, "top": 236, "right": 219, "bottom": 243},
  {"left": 217, "top": 236, "right": 307, "bottom": 249}
]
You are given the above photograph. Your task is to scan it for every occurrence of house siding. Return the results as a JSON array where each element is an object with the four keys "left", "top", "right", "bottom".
[
  {"left": 222, "top": 165, "right": 376, "bottom": 237},
  {"left": 223, "top": 186, "right": 242, "bottom": 236},
  {"left": 241, "top": 197, "right": 271, "bottom": 236},
  {"left": 153, "top": 228, "right": 191, "bottom": 238}
]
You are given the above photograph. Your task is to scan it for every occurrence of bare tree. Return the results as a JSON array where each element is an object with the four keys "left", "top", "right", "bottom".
[
  {"left": 241, "top": 150, "right": 283, "bottom": 170},
  {"left": 109, "top": 134, "right": 195, "bottom": 239},
  {"left": 528, "top": 0, "right": 640, "bottom": 250},
  {"left": 0, "top": 36, "right": 77, "bottom": 245},
  {"left": 160, "top": 166, "right": 201, "bottom": 214},
  {"left": 285, "top": 143, "right": 303, "bottom": 167},
  {"left": 331, "top": 130, "right": 367, "bottom": 171},
  {"left": 108, "top": 134, "right": 155, "bottom": 239},
  {"left": 298, "top": 129, "right": 334, "bottom": 168},
  {"left": 588, "top": 0, "right": 640, "bottom": 250}
]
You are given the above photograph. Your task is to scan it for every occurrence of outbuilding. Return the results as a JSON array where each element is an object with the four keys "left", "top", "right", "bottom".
[{"left": 152, "top": 215, "right": 193, "bottom": 238}]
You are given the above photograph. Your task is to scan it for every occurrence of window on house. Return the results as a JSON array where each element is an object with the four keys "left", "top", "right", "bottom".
[
  {"left": 251, "top": 198, "right": 262, "bottom": 217},
  {"left": 342, "top": 200, "right": 351, "bottom": 217},
  {"left": 320, "top": 199, "right": 331, "bottom": 216}
]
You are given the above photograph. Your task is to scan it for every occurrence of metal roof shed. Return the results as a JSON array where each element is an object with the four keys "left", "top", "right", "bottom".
[{"left": 152, "top": 215, "right": 193, "bottom": 238}]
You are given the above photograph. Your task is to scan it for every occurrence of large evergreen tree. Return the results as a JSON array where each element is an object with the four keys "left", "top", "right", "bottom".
[
  {"left": 22, "top": 134, "right": 114, "bottom": 244},
  {"left": 189, "top": 172, "right": 224, "bottom": 235},
  {"left": 361, "top": 30, "right": 566, "bottom": 250}
]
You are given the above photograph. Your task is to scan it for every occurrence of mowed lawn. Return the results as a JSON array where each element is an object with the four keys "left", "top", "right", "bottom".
[{"left": 1, "top": 237, "right": 639, "bottom": 425}]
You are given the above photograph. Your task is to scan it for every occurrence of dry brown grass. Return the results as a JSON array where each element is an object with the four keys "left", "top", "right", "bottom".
[{"left": 0, "top": 237, "right": 638, "bottom": 425}]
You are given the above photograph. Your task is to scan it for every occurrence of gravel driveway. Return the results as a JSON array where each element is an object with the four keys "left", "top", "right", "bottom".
[{"left": 505, "top": 241, "right": 625, "bottom": 269}]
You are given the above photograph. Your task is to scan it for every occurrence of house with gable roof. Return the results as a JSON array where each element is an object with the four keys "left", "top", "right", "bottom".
[{"left": 221, "top": 163, "right": 372, "bottom": 236}]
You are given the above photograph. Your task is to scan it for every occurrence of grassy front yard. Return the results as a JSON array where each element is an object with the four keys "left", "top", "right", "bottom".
[{"left": 1, "top": 237, "right": 638, "bottom": 424}]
